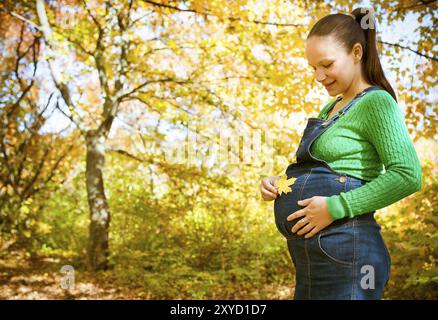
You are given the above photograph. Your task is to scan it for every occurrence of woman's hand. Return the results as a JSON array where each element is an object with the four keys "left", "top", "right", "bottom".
[
  {"left": 287, "top": 196, "right": 334, "bottom": 238},
  {"left": 260, "top": 176, "right": 280, "bottom": 201}
]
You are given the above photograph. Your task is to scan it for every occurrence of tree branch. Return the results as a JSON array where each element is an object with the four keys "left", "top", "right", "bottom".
[
  {"left": 379, "top": 40, "right": 437, "bottom": 62},
  {"left": 2, "top": 9, "right": 42, "bottom": 31},
  {"left": 141, "top": 0, "right": 301, "bottom": 27},
  {"left": 389, "top": 0, "right": 437, "bottom": 11},
  {"left": 119, "top": 78, "right": 192, "bottom": 101},
  {"left": 35, "top": 0, "right": 87, "bottom": 134}
]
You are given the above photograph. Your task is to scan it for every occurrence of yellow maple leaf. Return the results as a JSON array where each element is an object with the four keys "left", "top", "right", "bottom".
[
  {"left": 275, "top": 175, "right": 297, "bottom": 195},
  {"left": 292, "top": 154, "right": 298, "bottom": 164}
]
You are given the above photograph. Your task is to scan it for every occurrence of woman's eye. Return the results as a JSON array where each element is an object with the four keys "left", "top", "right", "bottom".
[{"left": 324, "top": 63, "right": 333, "bottom": 68}]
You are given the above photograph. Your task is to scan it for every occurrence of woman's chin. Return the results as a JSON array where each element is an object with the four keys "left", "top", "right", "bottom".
[
  {"left": 326, "top": 87, "right": 340, "bottom": 96},
  {"left": 327, "top": 91, "right": 338, "bottom": 97},
  {"left": 324, "top": 81, "right": 340, "bottom": 95}
]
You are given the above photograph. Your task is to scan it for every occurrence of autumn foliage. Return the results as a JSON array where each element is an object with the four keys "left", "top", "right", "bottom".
[{"left": 0, "top": 0, "right": 436, "bottom": 299}]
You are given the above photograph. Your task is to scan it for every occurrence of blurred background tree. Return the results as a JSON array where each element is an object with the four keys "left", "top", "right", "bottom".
[{"left": 0, "top": 0, "right": 436, "bottom": 299}]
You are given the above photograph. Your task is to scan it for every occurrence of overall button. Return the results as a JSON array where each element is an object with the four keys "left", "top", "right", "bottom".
[{"left": 339, "top": 176, "right": 346, "bottom": 183}]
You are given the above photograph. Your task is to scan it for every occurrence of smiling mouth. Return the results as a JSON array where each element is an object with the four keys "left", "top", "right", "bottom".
[
  {"left": 325, "top": 81, "right": 336, "bottom": 88},
  {"left": 325, "top": 80, "right": 336, "bottom": 89}
]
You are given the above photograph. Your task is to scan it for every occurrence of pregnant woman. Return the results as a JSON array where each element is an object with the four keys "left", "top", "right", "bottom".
[{"left": 259, "top": 9, "right": 422, "bottom": 300}]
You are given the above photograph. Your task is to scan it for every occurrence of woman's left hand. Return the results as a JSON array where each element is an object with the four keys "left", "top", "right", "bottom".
[{"left": 287, "top": 196, "right": 334, "bottom": 239}]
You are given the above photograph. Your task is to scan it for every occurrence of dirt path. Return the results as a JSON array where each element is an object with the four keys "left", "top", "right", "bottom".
[{"left": 0, "top": 250, "right": 149, "bottom": 300}]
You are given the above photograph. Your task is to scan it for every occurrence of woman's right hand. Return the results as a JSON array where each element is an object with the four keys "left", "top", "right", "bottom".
[{"left": 260, "top": 176, "right": 280, "bottom": 201}]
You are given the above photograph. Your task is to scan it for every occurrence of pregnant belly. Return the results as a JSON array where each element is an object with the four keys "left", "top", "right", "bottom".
[{"left": 274, "top": 164, "right": 348, "bottom": 239}]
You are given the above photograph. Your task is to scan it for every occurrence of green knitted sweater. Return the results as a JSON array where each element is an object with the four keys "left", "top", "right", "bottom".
[{"left": 311, "top": 89, "right": 422, "bottom": 221}]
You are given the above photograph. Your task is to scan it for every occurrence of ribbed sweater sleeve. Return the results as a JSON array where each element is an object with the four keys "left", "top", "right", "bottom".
[{"left": 326, "top": 91, "right": 423, "bottom": 220}]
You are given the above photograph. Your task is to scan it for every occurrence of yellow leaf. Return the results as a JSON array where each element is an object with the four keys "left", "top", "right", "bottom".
[{"left": 275, "top": 175, "right": 297, "bottom": 195}]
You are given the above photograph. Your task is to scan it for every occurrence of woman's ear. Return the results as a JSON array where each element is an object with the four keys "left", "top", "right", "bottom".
[{"left": 352, "top": 43, "right": 363, "bottom": 63}]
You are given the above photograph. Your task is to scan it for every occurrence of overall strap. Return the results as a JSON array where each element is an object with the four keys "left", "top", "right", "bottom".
[{"left": 322, "top": 86, "right": 382, "bottom": 127}]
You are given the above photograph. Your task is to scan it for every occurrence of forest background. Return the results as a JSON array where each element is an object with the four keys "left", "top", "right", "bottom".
[{"left": 0, "top": 0, "right": 436, "bottom": 299}]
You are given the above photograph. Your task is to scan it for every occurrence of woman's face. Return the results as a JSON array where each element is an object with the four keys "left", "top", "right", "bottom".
[{"left": 305, "top": 35, "right": 362, "bottom": 96}]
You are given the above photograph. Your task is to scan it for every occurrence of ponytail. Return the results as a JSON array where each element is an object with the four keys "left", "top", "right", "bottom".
[{"left": 350, "top": 8, "right": 397, "bottom": 102}]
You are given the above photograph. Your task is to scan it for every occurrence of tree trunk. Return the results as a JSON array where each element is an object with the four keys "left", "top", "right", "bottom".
[{"left": 85, "top": 130, "right": 110, "bottom": 271}]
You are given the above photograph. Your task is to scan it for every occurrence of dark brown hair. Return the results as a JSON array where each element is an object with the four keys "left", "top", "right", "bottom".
[{"left": 307, "top": 7, "right": 397, "bottom": 102}]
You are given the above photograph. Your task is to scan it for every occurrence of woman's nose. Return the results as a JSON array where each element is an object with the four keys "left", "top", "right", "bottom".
[{"left": 315, "top": 69, "right": 326, "bottom": 82}]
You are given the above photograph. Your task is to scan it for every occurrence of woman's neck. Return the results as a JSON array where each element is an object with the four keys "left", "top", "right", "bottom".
[{"left": 341, "top": 79, "right": 373, "bottom": 102}]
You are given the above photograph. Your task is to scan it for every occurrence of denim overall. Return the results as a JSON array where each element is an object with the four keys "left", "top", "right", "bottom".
[{"left": 274, "top": 86, "right": 391, "bottom": 300}]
